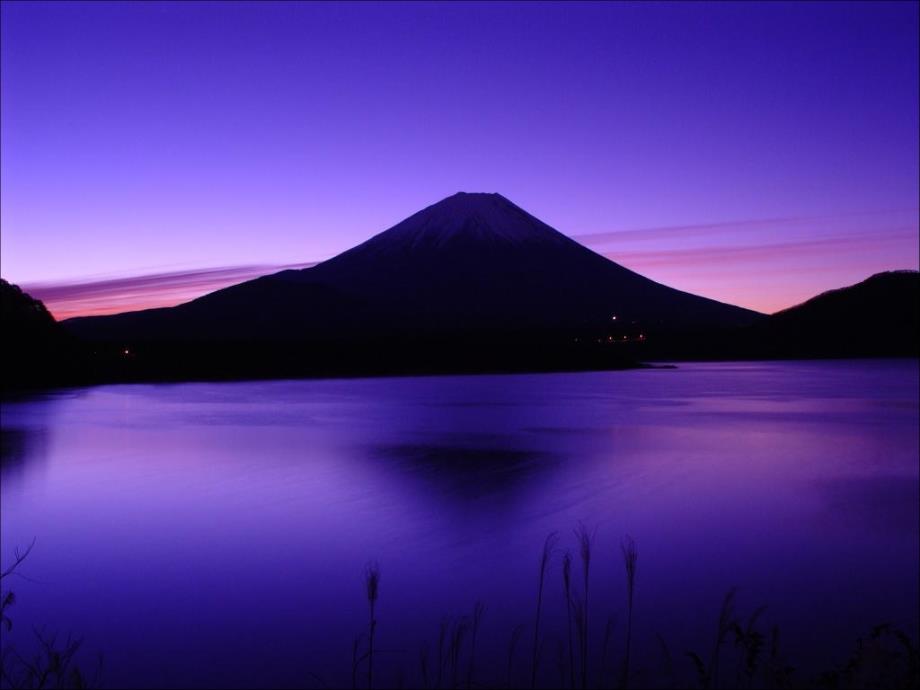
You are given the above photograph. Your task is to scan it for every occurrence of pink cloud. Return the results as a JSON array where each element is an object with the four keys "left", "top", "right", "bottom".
[{"left": 23, "top": 263, "right": 315, "bottom": 320}]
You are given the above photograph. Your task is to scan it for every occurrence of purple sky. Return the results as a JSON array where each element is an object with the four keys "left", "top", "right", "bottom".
[{"left": 2, "top": 1, "right": 917, "bottom": 318}]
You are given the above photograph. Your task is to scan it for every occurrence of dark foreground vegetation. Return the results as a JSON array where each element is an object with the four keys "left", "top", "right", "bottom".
[
  {"left": 342, "top": 529, "right": 919, "bottom": 690},
  {"left": 1, "top": 532, "right": 916, "bottom": 690}
]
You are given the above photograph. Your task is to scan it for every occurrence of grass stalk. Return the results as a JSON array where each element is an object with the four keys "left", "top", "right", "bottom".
[
  {"left": 531, "top": 532, "right": 558, "bottom": 689},
  {"left": 620, "top": 535, "right": 637, "bottom": 690},
  {"left": 467, "top": 602, "right": 484, "bottom": 690},
  {"left": 562, "top": 550, "right": 576, "bottom": 689},
  {"left": 708, "top": 587, "right": 737, "bottom": 689},
  {"left": 365, "top": 562, "right": 380, "bottom": 690},
  {"left": 600, "top": 615, "right": 616, "bottom": 689},
  {"left": 507, "top": 623, "right": 526, "bottom": 689},
  {"left": 575, "top": 523, "right": 594, "bottom": 690}
]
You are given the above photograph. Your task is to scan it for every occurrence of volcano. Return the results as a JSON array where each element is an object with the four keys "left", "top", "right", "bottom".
[{"left": 64, "top": 193, "right": 762, "bottom": 378}]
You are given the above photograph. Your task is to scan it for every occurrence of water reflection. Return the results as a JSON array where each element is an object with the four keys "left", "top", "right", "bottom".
[
  {"left": 1, "top": 427, "right": 46, "bottom": 488},
  {"left": 372, "top": 442, "right": 559, "bottom": 498}
]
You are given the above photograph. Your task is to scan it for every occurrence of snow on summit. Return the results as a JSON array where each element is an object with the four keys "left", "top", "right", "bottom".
[{"left": 361, "top": 192, "right": 575, "bottom": 252}]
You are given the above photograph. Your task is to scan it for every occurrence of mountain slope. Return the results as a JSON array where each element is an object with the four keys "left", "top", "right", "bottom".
[
  {"left": 1, "top": 279, "right": 82, "bottom": 389},
  {"left": 757, "top": 271, "right": 919, "bottom": 357},
  {"left": 66, "top": 192, "right": 761, "bottom": 347}
]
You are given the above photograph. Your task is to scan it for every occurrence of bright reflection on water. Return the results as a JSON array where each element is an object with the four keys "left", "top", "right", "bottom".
[{"left": 1, "top": 361, "right": 918, "bottom": 688}]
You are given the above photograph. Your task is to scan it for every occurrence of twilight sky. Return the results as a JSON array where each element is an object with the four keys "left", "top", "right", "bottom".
[{"left": 1, "top": 1, "right": 917, "bottom": 318}]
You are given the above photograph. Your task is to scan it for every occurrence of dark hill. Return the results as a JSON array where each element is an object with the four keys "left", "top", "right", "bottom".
[
  {"left": 756, "top": 271, "right": 919, "bottom": 358},
  {"left": 1, "top": 279, "right": 84, "bottom": 390}
]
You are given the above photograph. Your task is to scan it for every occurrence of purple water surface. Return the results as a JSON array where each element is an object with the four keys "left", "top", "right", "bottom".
[{"left": 1, "top": 361, "right": 917, "bottom": 688}]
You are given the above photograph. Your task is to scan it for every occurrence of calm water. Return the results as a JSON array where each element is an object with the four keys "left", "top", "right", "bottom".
[{"left": 1, "top": 361, "right": 918, "bottom": 688}]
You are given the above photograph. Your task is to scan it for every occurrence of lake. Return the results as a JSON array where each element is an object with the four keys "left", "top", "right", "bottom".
[{"left": 1, "top": 360, "right": 917, "bottom": 688}]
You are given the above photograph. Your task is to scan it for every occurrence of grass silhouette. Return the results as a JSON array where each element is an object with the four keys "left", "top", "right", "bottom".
[
  {"left": 620, "top": 535, "right": 637, "bottom": 689},
  {"left": 1, "top": 533, "right": 916, "bottom": 689},
  {"left": 531, "top": 532, "right": 558, "bottom": 689},
  {"left": 342, "top": 529, "right": 918, "bottom": 690}
]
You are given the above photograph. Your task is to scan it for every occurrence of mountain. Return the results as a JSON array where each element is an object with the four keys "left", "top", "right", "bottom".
[
  {"left": 66, "top": 192, "right": 758, "bottom": 338},
  {"left": 62, "top": 192, "right": 763, "bottom": 379},
  {"left": 752, "top": 271, "right": 919, "bottom": 358},
  {"left": 1, "top": 279, "right": 82, "bottom": 390}
]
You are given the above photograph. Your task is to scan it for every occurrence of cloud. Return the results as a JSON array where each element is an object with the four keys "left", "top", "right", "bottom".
[
  {"left": 599, "top": 229, "right": 918, "bottom": 269},
  {"left": 573, "top": 208, "right": 919, "bottom": 245},
  {"left": 23, "top": 262, "right": 316, "bottom": 320}
]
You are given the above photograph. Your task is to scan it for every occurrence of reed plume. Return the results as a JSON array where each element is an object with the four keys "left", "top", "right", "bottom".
[{"left": 575, "top": 523, "right": 594, "bottom": 690}]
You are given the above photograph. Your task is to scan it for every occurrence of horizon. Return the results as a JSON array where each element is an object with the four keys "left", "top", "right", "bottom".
[{"left": 2, "top": 2, "right": 918, "bottom": 318}]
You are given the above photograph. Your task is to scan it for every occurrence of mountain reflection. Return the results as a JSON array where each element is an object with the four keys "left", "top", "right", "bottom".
[
  {"left": 0, "top": 426, "right": 48, "bottom": 485},
  {"left": 371, "top": 441, "right": 560, "bottom": 500}
]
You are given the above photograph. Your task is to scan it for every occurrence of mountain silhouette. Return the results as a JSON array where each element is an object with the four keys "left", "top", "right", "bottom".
[
  {"left": 1, "top": 278, "right": 83, "bottom": 390},
  {"left": 65, "top": 193, "right": 759, "bottom": 349},
  {"left": 754, "top": 270, "right": 919, "bottom": 358}
]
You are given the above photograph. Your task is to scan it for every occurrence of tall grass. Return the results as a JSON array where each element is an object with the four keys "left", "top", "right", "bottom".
[
  {"left": 600, "top": 615, "right": 616, "bottom": 689},
  {"left": 709, "top": 587, "right": 736, "bottom": 690},
  {"left": 346, "top": 532, "right": 919, "bottom": 690},
  {"left": 365, "top": 562, "right": 381, "bottom": 690},
  {"left": 449, "top": 617, "right": 468, "bottom": 689},
  {"left": 621, "top": 535, "right": 638, "bottom": 690},
  {"left": 466, "top": 602, "right": 484, "bottom": 690},
  {"left": 575, "top": 523, "right": 594, "bottom": 690},
  {"left": 507, "top": 623, "right": 526, "bottom": 689},
  {"left": 531, "top": 532, "right": 558, "bottom": 689},
  {"left": 437, "top": 617, "right": 450, "bottom": 689},
  {"left": 562, "top": 550, "right": 576, "bottom": 689},
  {"left": 419, "top": 642, "right": 430, "bottom": 690}
]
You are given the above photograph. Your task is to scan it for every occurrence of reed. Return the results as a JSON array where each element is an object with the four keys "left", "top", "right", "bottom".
[
  {"left": 365, "top": 562, "right": 381, "bottom": 690},
  {"left": 449, "top": 617, "right": 469, "bottom": 689},
  {"left": 573, "top": 599, "right": 586, "bottom": 690},
  {"left": 507, "top": 623, "right": 526, "bottom": 689},
  {"left": 708, "top": 587, "right": 737, "bottom": 689},
  {"left": 600, "top": 615, "right": 616, "bottom": 689},
  {"left": 531, "top": 532, "right": 558, "bottom": 689},
  {"left": 330, "top": 539, "right": 916, "bottom": 690},
  {"left": 466, "top": 602, "right": 484, "bottom": 690},
  {"left": 562, "top": 550, "right": 576, "bottom": 689},
  {"left": 655, "top": 632, "right": 675, "bottom": 689},
  {"left": 352, "top": 634, "right": 364, "bottom": 690},
  {"left": 731, "top": 605, "right": 766, "bottom": 688},
  {"left": 437, "top": 616, "right": 450, "bottom": 689},
  {"left": 419, "top": 643, "right": 430, "bottom": 690},
  {"left": 620, "top": 535, "right": 637, "bottom": 690},
  {"left": 575, "top": 523, "right": 594, "bottom": 690}
]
